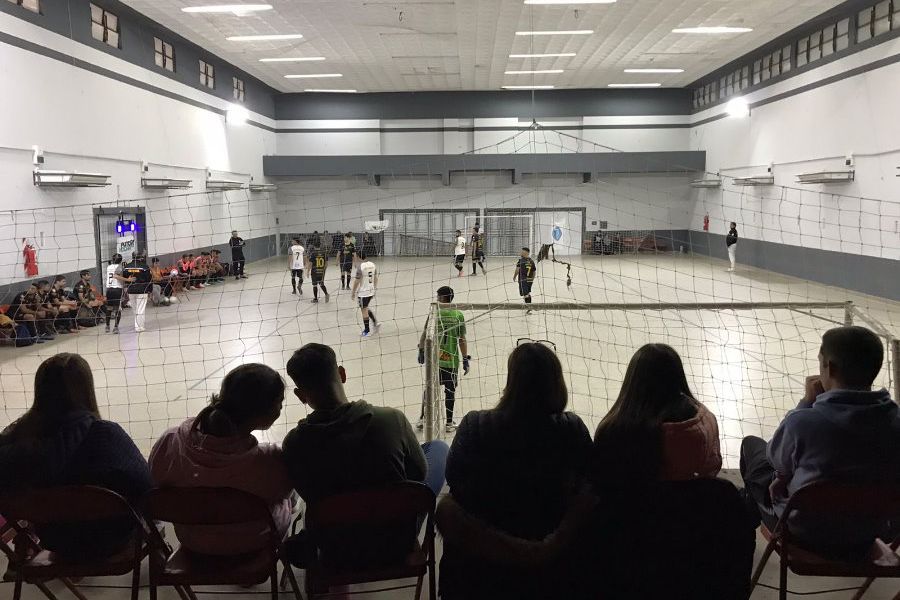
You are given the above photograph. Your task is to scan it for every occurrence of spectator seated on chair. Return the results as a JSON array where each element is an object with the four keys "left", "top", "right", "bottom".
[
  {"left": 440, "top": 342, "right": 592, "bottom": 600},
  {"left": 149, "top": 363, "right": 294, "bottom": 556},
  {"left": 592, "top": 343, "right": 722, "bottom": 487},
  {"left": 72, "top": 270, "right": 105, "bottom": 327},
  {"left": 0, "top": 312, "right": 16, "bottom": 346},
  {"left": 9, "top": 282, "right": 54, "bottom": 342},
  {"left": 740, "top": 325, "right": 900, "bottom": 559},
  {"left": 48, "top": 275, "right": 78, "bottom": 333},
  {"left": 208, "top": 249, "right": 226, "bottom": 282},
  {"left": 192, "top": 252, "right": 211, "bottom": 288},
  {"left": 0, "top": 353, "right": 152, "bottom": 559},
  {"left": 281, "top": 343, "right": 448, "bottom": 568},
  {"left": 177, "top": 254, "right": 193, "bottom": 288}
]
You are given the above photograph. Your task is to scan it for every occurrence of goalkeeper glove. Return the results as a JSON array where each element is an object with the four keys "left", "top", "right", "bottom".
[
  {"left": 417, "top": 347, "right": 425, "bottom": 365},
  {"left": 462, "top": 355, "right": 471, "bottom": 375}
]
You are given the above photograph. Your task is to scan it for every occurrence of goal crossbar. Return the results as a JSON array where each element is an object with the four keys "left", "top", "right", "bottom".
[{"left": 436, "top": 301, "right": 854, "bottom": 312}]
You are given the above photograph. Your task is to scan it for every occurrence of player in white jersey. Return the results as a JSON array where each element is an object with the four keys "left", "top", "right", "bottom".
[
  {"left": 288, "top": 237, "right": 305, "bottom": 295},
  {"left": 104, "top": 253, "right": 132, "bottom": 334},
  {"left": 453, "top": 229, "right": 466, "bottom": 277},
  {"left": 351, "top": 251, "right": 380, "bottom": 337}
]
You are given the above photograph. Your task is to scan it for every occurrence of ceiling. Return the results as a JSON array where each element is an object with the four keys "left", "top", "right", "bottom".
[{"left": 120, "top": 0, "right": 847, "bottom": 93}]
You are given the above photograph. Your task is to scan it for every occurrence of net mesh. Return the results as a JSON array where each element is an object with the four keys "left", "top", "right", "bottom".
[{"left": 1, "top": 125, "right": 898, "bottom": 468}]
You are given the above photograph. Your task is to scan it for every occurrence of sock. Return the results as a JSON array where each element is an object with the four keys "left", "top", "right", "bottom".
[
  {"left": 363, "top": 317, "right": 370, "bottom": 333},
  {"left": 369, "top": 311, "right": 377, "bottom": 325},
  {"left": 313, "top": 286, "right": 318, "bottom": 299},
  {"left": 446, "top": 392, "right": 455, "bottom": 422},
  {"left": 320, "top": 284, "right": 328, "bottom": 295},
  {"left": 106, "top": 311, "right": 112, "bottom": 326},
  {"left": 115, "top": 310, "right": 122, "bottom": 327}
]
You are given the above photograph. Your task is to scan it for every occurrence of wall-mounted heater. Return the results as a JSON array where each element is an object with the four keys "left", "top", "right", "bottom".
[
  {"left": 732, "top": 175, "right": 775, "bottom": 186},
  {"left": 141, "top": 177, "right": 193, "bottom": 189},
  {"left": 690, "top": 177, "right": 722, "bottom": 188},
  {"left": 796, "top": 170, "right": 855, "bottom": 184},
  {"left": 33, "top": 169, "right": 111, "bottom": 187},
  {"left": 249, "top": 183, "right": 278, "bottom": 193},
  {"left": 206, "top": 179, "right": 245, "bottom": 191}
]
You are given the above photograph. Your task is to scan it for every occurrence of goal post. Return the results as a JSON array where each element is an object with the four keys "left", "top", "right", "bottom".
[
  {"left": 420, "top": 299, "right": 874, "bottom": 446},
  {"left": 464, "top": 214, "right": 534, "bottom": 256}
]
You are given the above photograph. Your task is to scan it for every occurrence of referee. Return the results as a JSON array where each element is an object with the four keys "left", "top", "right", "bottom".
[
  {"left": 230, "top": 230, "right": 247, "bottom": 280},
  {"left": 123, "top": 251, "right": 153, "bottom": 333}
]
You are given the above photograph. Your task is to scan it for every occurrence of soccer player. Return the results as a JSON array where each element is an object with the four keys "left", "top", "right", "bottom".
[
  {"left": 351, "top": 250, "right": 379, "bottom": 337},
  {"left": 453, "top": 229, "right": 466, "bottom": 277},
  {"left": 417, "top": 286, "right": 469, "bottom": 433},
  {"left": 288, "top": 237, "right": 305, "bottom": 295},
  {"left": 49, "top": 275, "right": 78, "bottom": 332},
  {"left": 513, "top": 247, "right": 537, "bottom": 313},
  {"left": 470, "top": 226, "right": 486, "bottom": 276},
  {"left": 123, "top": 251, "right": 152, "bottom": 333},
  {"left": 307, "top": 240, "right": 330, "bottom": 304},
  {"left": 726, "top": 222, "right": 738, "bottom": 272},
  {"left": 339, "top": 233, "right": 356, "bottom": 290},
  {"left": 230, "top": 230, "right": 247, "bottom": 280},
  {"left": 105, "top": 253, "right": 131, "bottom": 334}
]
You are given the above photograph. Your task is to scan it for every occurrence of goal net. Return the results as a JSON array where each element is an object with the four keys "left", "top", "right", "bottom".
[{"left": 0, "top": 125, "right": 898, "bottom": 472}]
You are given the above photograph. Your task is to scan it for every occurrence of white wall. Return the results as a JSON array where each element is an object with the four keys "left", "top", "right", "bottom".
[
  {"left": 0, "top": 13, "right": 277, "bottom": 284},
  {"left": 689, "top": 36, "right": 900, "bottom": 261}
]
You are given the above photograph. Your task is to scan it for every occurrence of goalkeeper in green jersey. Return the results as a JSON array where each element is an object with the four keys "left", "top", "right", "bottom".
[{"left": 418, "top": 286, "right": 469, "bottom": 433}]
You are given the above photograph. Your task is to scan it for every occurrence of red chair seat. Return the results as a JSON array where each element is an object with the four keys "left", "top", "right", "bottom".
[
  {"left": 760, "top": 524, "right": 900, "bottom": 577},
  {"left": 156, "top": 546, "right": 273, "bottom": 586}
]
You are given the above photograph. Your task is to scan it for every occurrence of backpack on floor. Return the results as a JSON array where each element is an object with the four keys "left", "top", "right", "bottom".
[{"left": 14, "top": 324, "right": 35, "bottom": 347}]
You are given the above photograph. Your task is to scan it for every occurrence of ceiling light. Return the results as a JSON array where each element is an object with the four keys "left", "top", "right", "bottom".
[
  {"left": 182, "top": 4, "right": 272, "bottom": 14},
  {"left": 226, "top": 34, "right": 304, "bottom": 41},
  {"left": 624, "top": 68, "right": 684, "bottom": 73},
  {"left": 284, "top": 73, "right": 343, "bottom": 78},
  {"left": 260, "top": 57, "right": 326, "bottom": 62},
  {"left": 502, "top": 85, "right": 555, "bottom": 90},
  {"left": 608, "top": 83, "right": 661, "bottom": 87},
  {"left": 305, "top": 89, "right": 358, "bottom": 93},
  {"left": 672, "top": 26, "right": 753, "bottom": 34},
  {"left": 515, "top": 30, "right": 594, "bottom": 36},
  {"left": 524, "top": 0, "right": 614, "bottom": 3},
  {"left": 726, "top": 97, "right": 750, "bottom": 118},
  {"left": 504, "top": 69, "right": 564, "bottom": 74},
  {"left": 509, "top": 52, "right": 576, "bottom": 58}
]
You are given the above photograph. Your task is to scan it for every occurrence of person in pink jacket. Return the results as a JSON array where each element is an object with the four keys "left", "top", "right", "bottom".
[
  {"left": 592, "top": 343, "right": 722, "bottom": 486},
  {"left": 149, "top": 363, "right": 293, "bottom": 555}
]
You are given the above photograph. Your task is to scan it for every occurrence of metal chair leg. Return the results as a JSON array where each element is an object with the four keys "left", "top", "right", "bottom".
[
  {"left": 13, "top": 576, "right": 23, "bottom": 600},
  {"left": 413, "top": 575, "right": 423, "bottom": 600},
  {"left": 851, "top": 577, "right": 875, "bottom": 600},
  {"left": 750, "top": 539, "right": 777, "bottom": 589},
  {"left": 59, "top": 578, "right": 89, "bottom": 600},
  {"left": 35, "top": 582, "right": 61, "bottom": 600},
  {"left": 283, "top": 560, "right": 305, "bottom": 600},
  {"left": 779, "top": 555, "right": 788, "bottom": 600}
]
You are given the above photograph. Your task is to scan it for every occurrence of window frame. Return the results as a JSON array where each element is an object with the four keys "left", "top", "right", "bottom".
[
  {"left": 7, "top": 0, "right": 41, "bottom": 14},
  {"left": 199, "top": 59, "right": 215, "bottom": 89},
  {"left": 232, "top": 76, "right": 245, "bottom": 102},
  {"left": 90, "top": 3, "right": 120, "bottom": 49},
  {"left": 153, "top": 36, "right": 175, "bottom": 72}
]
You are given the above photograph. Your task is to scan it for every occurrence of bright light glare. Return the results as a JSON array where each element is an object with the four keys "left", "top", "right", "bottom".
[
  {"left": 226, "top": 105, "right": 249, "bottom": 125},
  {"left": 672, "top": 26, "right": 753, "bottom": 34},
  {"left": 726, "top": 97, "right": 750, "bottom": 118},
  {"left": 226, "top": 34, "right": 304, "bottom": 41},
  {"left": 260, "top": 57, "right": 326, "bottom": 62}
]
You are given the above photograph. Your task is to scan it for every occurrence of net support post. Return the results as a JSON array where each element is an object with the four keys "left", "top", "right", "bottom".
[
  {"left": 844, "top": 302, "right": 854, "bottom": 326},
  {"left": 424, "top": 337, "right": 435, "bottom": 443},
  {"left": 892, "top": 338, "right": 900, "bottom": 405}
]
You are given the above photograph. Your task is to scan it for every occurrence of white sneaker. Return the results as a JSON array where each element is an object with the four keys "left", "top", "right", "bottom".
[
  {"left": 445, "top": 421, "right": 457, "bottom": 433},
  {"left": 135, "top": 327, "right": 146, "bottom": 333},
  {"left": 416, "top": 419, "right": 424, "bottom": 431}
]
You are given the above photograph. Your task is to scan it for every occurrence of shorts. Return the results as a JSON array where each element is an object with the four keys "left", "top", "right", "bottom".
[
  {"left": 291, "top": 268, "right": 304, "bottom": 280},
  {"left": 311, "top": 272, "right": 325, "bottom": 284},
  {"left": 358, "top": 295, "right": 374, "bottom": 308},
  {"left": 439, "top": 367, "right": 458, "bottom": 392},
  {"left": 106, "top": 288, "right": 123, "bottom": 307},
  {"left": 454, "top": 254, "right": 464, "bottom": 267},
  {"left": 472, "top": 251, "right": 485, "bottom": 262},
  {"left": 341, "top": 262, "right": 354, "bottom": 273},
  {"left": 518, "top": 280, "right": 533, "bottom": 297}
]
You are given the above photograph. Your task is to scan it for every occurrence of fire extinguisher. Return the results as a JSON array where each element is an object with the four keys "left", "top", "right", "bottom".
[{"left": 703, "top": 214, "right": 709, "bottom": 232}]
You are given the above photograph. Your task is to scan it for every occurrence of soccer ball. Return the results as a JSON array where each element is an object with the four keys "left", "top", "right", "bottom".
[{"left": 170, "top": 269, "right": 178, "bottom": 277}]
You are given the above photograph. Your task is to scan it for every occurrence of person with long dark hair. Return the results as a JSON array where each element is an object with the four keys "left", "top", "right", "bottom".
[
  {"left": 150, "top": 363, "right": 293, "bottom": 555},
  {"left": 440, "top": 341, "right": 592, "bottom": 599},
  {"left": 593, "top": 343, "right": 721, "bottom": 487},
  {"left": 0, "top": 353, "right": 152, "bottom": 558}
]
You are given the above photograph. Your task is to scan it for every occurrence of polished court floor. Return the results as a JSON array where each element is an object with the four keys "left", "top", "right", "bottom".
[{"left": 1, "top": 253, "right": 897, "bottom": 468}]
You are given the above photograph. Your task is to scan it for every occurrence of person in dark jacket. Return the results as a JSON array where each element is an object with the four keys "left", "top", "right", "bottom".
[
  {"left": 0, "top": 353, "right": 152, "bottom": 559},
  {"left": 230, "top": 230, "right": 247, "bottom": 279},
  {"left": 282, "top": 343, "right": 448, "bottom": 567},
  {"left": 740, "top": 326, "right": 900, "bottom": 558},
  {"left": 726, "top": 222, "right": 738, "bottom": 272},
  {"left": 440, "top": 341, "right": 592, "bottom": 599}
]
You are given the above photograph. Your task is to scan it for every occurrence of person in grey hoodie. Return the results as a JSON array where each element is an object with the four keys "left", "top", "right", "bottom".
[
  {"left": 282, "top": 343, "right": 449, "bottom": 567},
  {"left": 740, "top": 325, "right": 900, "bottom": 558}
]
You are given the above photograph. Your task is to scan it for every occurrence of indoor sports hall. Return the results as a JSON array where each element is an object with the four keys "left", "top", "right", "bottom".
[{"left": 1, "top": 0, "right": 899, "bottom": 599}]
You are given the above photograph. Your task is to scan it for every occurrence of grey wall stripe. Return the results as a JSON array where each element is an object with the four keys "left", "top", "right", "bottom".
[{"left": 0, "top": 30, "right": 276, "bottom": 134}]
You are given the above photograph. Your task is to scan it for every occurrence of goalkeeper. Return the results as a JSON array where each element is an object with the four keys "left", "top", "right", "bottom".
[{"left": 418, "top": 286, "right": 470, "bottom": 433}]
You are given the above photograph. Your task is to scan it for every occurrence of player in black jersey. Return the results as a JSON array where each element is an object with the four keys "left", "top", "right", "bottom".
[
  {"left": 338, "top": 233, "right": 356, "bottom": 290},
  {"left": 513, "top": 246, "right": 537, "bottom": 313},
  {"left": 470, "top": 226, "right": 486, "bottom": 275},
  {"left": 307, "top": 241, "right": 330, "bottom": 303}
]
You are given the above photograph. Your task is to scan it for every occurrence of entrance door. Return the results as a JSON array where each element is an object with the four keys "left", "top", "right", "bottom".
[{"left": 93, "top": 207, "right": 147, "bottom": 290}]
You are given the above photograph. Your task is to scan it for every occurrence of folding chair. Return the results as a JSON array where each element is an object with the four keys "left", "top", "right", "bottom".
[
  {"left": 0, "top": 486, "right": 150, "bottom": 600},
  {"left": 750, "top": 481, "right": 900, "bottom": 600},
  {"left": 299, "top": 481, "right": 437, "bottom": 600},
  {"left": 142, "top": 486, "right": 303, "bottom": 600}
]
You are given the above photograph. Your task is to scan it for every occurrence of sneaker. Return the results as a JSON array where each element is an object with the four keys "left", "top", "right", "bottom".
[
  {"left": 445, "top": 421, "right": 457, "bottom": 433},
  {"left": 105, "top": 325, "right": 110, "bottom": 333},
  {"left": 33, "top": 337, "right": 45, "bottom": 344},
  {"left": 40, "top": 333, "right": 56, "bottom": 341},
  {"left": 240, "top": 275, "right": 248, "bottom": 279},
  {"left": 298, "top": 287, "right": 303, "bottom": 296},
  {"left": 235, "top": 277, "right": 240, "bottom": 281},
  {"left": 112, "top": 327, "right": 119, "bottom": 334},
  {"left": 416, "top": 419, "right": 424, "bottom": 431},
  {"left": 291, "top": 289, "right": 297, "bottom": 295},
  {"left": 325, "top": 293, "right": 330, "bottom": 303},
  {"left": 526, "top": 309, "right": 533, "bottom": 315},
  {"left": 311, "top": 298, "right": 319, "bottom": 303},
  {"left": 361, "top": 330, "right": 370, "bottom": 337},
  {"left": 135, "top": 327, "right": 145, "bottom": 333},
  {"left": 374, "top": 322, "right": 382, "bottom": 333}
]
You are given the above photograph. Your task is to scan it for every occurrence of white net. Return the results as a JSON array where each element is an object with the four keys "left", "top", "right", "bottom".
[{"left": 1, "top": 126, "right": 898, "bottom": 470}]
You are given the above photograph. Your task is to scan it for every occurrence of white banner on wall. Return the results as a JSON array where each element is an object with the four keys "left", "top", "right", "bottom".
[{"left": 117, "top": 234, "right": 136, "bottom": 262}]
